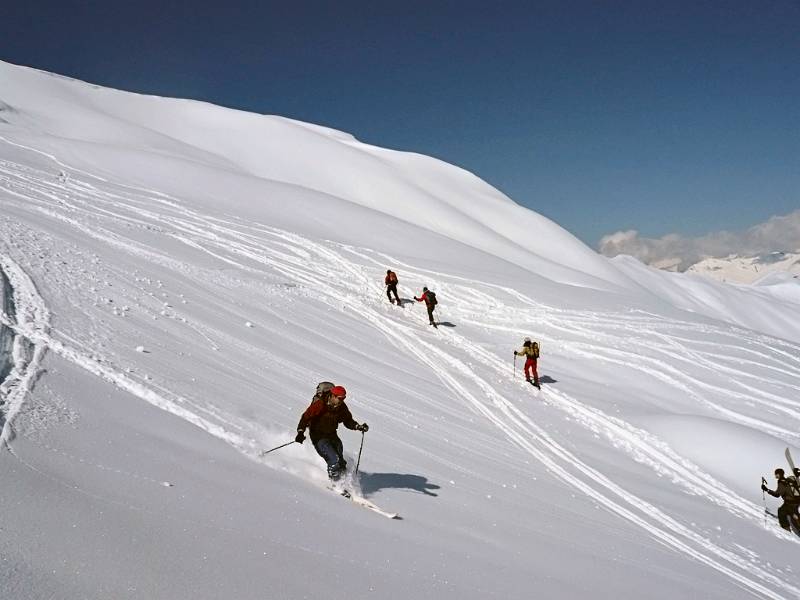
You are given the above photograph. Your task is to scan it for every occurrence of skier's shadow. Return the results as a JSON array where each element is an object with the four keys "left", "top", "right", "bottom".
[
  {"left": 396, "top": 298, "right": 413, "bottom": 306},
  {"left": 436, "top": 321, "right": 456, "bottom": 328},
  {"left": 540, "top": 375, "right": 557, "bottom": 384},
  {"left": 358, "top": 472, "right": 440, "bottom": 497}
]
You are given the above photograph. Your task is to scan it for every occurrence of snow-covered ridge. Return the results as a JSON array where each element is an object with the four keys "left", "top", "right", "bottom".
[
  {"left": 686, "top": 251, "right": 800, "bottom": 284},
  {"left": 0, "top": 59, "right": 629, "bottom": 291},
  {"left": 3, "top": 59, "right": 798, "bottom": 340},
  {"left": 2, "top": 60, "right": 800, "bottom": 599}
]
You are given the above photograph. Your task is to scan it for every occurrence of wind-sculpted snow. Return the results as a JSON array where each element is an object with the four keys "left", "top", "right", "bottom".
[
  {"left": 0, "top": 254, "right": 49, "bottom": 444},
  {"left": 2, "top": 60, "right": 800, "bottom": 599},
  {"left": 0, "top": 266, "right": 13, "bottom": 383}
]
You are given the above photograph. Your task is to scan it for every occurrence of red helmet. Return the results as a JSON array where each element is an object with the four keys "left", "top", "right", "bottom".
[{"left": 330, "top": 386, "right": 347, "bottom": 399}]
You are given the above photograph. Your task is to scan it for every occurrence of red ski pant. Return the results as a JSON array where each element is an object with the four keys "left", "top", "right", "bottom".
[{"left": 524, "top": 358, "right": 538, "bottom": 382}]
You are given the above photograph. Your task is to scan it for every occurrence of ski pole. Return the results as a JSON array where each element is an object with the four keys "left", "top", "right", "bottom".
[
  {"left": 762, "top": 477, "right": 768, "bottom": 527},
  {"left": 260, "top": 440, "right": 296, "bottom": 456},
  {"left": 513, "top": 353, "right": 517, "bottom": 378},
  {"left": 354, "top": 431, "right": 366, "bottom": 476}
]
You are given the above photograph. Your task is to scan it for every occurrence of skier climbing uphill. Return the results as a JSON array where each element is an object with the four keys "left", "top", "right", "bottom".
[
  {"left": 762, "top": 468, "right": 800, "bottom": 532},
  {"left": 414, "top": 286, "right": 438, "bottom": 327},
  {"left": 295, "top": 385, "right": 368, "bottom": 481},
  {"left": 514, "top": 337, "right": 540, "bottom": 388},
  {"left": 385, "top": 269, "right": 401, "bottom": 305}
]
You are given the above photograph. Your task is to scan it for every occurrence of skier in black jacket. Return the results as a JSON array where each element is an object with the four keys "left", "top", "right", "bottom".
[
  {"left": 762, "top": 468, "right": 800, "bottom": 531},
  {"left": 295, "top": 385, "right": 368, "bottom": 480}
]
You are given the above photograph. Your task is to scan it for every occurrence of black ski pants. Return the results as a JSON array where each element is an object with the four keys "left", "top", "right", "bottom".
[
  {"left": 426, "top": 303, "right": 436, "bottom": 325},
  {"left": 386, "top": 283, "right": 400, "bottom": 304},
  {"left": 313, "top": 435, "right": 346, "bottom": 479},
  {"left": 778, "top": 501, "right": 800, "bottom": 530}
]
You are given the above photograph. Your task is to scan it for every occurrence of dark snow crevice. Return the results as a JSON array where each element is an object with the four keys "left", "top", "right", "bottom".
[
  {"left": 0, "top": 265, "right": 18, "bottom": 433},
  {"left": 0, "top": 257, "right": 47, "bottom": 444},
  {"left": 0, "top": 101, "right": 16, "bottom": 124},
  {"left": 0, "top": 266, "right": 15, "bottom": 391}
]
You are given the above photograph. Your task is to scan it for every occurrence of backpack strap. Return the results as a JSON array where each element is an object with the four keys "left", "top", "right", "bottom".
[{"left": 789, "top": 476, "right": 800, "bottom": 498}]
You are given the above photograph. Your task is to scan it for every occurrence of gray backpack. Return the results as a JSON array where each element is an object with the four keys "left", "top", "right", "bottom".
[
  {"left": 788, "top": 476, "right": 800, "bottom": 499},
  {"left": 314, "top": 381, "right": 335, "bottom": 400}
]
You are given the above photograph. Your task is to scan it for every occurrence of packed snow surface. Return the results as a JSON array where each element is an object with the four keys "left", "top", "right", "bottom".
[{"left": 2, "top": 60, "right": 800, "bottom": 600}]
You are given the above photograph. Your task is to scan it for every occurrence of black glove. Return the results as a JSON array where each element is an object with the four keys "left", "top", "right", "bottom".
[
  {"left": 295, "top": 430, "right": 305, "bottom": 444},
  {"left": 357, "top": 423, "right": 369, "bottom": 433},
  {"left": 513, "top": 351, "right": 518, "bottom": 356},
  {"left": 761, "top": 483, "right": 768, "bottom": 492}
]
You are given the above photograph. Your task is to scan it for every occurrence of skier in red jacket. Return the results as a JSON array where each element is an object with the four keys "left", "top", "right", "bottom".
[
  {"left": 414, "top": 286, "right": 438, "bottom": 327},
  {"left": 295, "top": 385, "right": 368, "bottom": 480},
  {"left": 385, "top": 269, "right": 400, "bottom": 305}
]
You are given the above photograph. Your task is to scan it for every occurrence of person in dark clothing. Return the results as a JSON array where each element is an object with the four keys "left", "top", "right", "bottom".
[
  {"left": 385, "top": 269, "right": 400, "bottom": 305},
  {"left": 762, "top": 468, "right": 800, "bottom": 531},
  {"left": 414, "top": 286, "right": 437, "bottom": 327},
  {"left": 295, "top": 385, "right": 368, "bottom": 480}
]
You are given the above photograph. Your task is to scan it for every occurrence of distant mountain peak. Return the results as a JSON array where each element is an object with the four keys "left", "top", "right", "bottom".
[{"left": 684, "top": 250, "right": 800, "bottom": 284}]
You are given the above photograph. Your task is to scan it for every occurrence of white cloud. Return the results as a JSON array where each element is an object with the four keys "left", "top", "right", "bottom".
[{"left": 599, "top": 210, "right": 800, "bottom": 271}]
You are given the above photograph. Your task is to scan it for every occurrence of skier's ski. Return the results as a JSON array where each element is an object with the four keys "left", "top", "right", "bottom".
[
  {"left": 778, "top": 448, "right": 800, "bottom": 535},
  {"left": 327, "top": 486, "right": 399, "bottom": 519},
  {"left": 784, "top": 446, "right": 800, "bottom": 501},
  {"left": 348, "top": 492, "right": 400, "bottom": 519},
  {"left": 526, "top": 380, "right": 541, "bottom": 390},
  {"left": 785, "top": 447, "right": 797, "bottom": 476}
]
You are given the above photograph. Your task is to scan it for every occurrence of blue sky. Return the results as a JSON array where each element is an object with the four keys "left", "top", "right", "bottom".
[{"left": 2, "top": 1, "right": 798, "bottom": 247}]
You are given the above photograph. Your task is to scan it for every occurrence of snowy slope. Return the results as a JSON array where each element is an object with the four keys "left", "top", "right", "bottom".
[{"left": 2, "top": 59, "right": 800, "bottom": 600}]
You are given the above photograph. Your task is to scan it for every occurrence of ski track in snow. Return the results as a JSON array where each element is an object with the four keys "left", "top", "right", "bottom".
[{"left": 2, "top": 146, "right": 800, "bottom": 598}]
